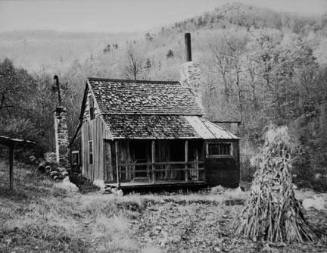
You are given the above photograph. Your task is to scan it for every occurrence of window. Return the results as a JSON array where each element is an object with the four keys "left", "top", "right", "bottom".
[
  {"left": 71, "top": 151, "right": 80, "bottom": 166},
  {"left": 89, "top": 95, "right": 95, "bottom": 120},
  {"left": 208, "top": 143, "right": 231, "bottom": 156},
  {"left": 89, "top": 140, "right": 93, "bottom": 164}
]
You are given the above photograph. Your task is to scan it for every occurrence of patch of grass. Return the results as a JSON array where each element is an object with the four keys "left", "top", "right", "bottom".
[
  {"left": 1, "top": 160, "right": 326, "bottom": 252},
  {"left": 1, "top": 222, "right": 89, "bottom": 253},
  {"left": 0, "top": 161, "right": 141, "bottom": 252},
  {"left": 90, "top": 214, "right": 139, "bottom": 252},
  {"left": 0, "top": 188, "right": 29, "bottom": 201}
]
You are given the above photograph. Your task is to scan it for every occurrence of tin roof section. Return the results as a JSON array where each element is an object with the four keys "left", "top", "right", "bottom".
[{"left": 184, "top": 116, "right": 239, "bottom": 140}]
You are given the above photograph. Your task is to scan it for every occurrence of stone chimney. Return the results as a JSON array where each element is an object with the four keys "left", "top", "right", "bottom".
[
  {"left": 53, "top": 75, "right": 69, "bottom": 169},
  {"left": 180, "top": 33, "right": 203, "bottom": 111}
]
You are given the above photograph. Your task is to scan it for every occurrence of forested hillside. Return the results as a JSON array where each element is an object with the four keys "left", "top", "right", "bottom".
[
  {"left": 1, "top": 3, "right": 327, "bottom": 182},
  {"left": 0, "top": 31, "right": 136, "bottom": 72}
]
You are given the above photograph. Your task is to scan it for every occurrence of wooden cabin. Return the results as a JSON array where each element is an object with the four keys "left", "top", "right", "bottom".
[{"left": 72, "top": 77, "right": 240, "bottom": 190}]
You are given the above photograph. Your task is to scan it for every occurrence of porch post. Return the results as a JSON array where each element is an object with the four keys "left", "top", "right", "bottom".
[
  {"left": 185, "top": 140, "right": 188, "bottom": 182},
  {"left": 195, "top": 147, "right": 199, "bottom": 180},
  {"left": 151, "top": 140, "right": 155, "bottom": 183},
  {"left": 115, "top": 141, "right": 120, "bottom": 188}
]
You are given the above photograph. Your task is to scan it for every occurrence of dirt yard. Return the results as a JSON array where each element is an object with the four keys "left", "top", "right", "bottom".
[{"left": 0, "top": 162, "right": 327, "bottom": 252}]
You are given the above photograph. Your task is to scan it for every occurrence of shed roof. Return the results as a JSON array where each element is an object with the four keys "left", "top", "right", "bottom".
[
  {"left": 88, "top": 78, "right": 203, "bottom": 115},
  {"left": 184, "top": 117, "right": 238, "bottom": 139}
]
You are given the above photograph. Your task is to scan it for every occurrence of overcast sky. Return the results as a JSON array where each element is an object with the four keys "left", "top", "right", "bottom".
[{"left": 0, "top": 0, "right": 326, "bottom": 33}]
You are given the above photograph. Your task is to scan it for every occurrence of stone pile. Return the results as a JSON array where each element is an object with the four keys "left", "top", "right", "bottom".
[{"left": 38, "top": 152, "right": 69, "bottom": 181}]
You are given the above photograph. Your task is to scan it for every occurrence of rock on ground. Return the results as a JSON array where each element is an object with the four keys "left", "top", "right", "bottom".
[
  {"left": 303, "top": 196, "right": 326, "bottom": 211},
  {"left": 54, "top": 177, "right": 79, "bottom": 192}
]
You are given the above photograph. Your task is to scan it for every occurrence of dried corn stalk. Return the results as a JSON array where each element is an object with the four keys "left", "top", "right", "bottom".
[{"left": 235, "top": 126, "right": 317, "bottom": 243}]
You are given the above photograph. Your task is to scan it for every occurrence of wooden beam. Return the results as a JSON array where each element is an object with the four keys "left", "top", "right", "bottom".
[
  {"left": 132, "top": 162, "right": 136, "bottom": 181},
  {"left": 9, "top": 144, "right": 14, "bottom": 190},
  {"left": 115, "top": 141, "right": 120, "bottom": 188},
  {"left": 212, "top": 120, "right": 241, "bottom": 124},
  {"left": 117, "top": 167, "right": 205, "bottom": 173},
  {"left": 105, "top": 181, "right": 207, "bottom": 191},
  {"left": 151, "top": 140, "right": 155, "bottom": 183},
  {"left": 185, "top": 140, "right": 188, "bottom": 182},
  {"left": 118, "top": 161, "right": 204, "bottom": 167}
]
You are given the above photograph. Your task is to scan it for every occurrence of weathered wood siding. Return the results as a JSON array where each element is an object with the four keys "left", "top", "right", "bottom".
[
  {"left": 81, "top": 87, "right": 109, "bottom": 181},
  {"left": 104, "top": 140, "right": 114, "bottom": 182},
  {"left": 204, "top": 140, "right": 240, "bottom": 187},
  {"left": 81, "top": 117, "right": 107, "bottom": 181}
]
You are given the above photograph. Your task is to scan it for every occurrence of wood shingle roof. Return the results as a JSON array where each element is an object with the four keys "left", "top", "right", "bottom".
[
  {"left": 102, "top": 115, "right": 198, "bottom": 139},
  {"left": 88, "top": 78, "right": 203, "bottom": 115},
  {"left": 84, "top": 78, "right": 238, "bottom": 140},
  {"left": 101, "top": 115, "right": 238, "bottom": 140}
]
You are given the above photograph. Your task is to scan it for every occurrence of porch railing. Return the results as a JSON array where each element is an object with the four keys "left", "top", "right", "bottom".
[{"left": 117, "top": 161, "right": 205, "bottom": 183}]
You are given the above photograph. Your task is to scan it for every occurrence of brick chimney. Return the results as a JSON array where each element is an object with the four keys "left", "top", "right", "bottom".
[
  {"left": 180, "top": 33, "right": 203, "bottom": 111},
  {"left": 53, "top": 75, "right": 69, "bottom": 168}
]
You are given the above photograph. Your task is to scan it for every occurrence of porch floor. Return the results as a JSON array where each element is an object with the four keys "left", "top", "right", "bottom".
[{"left": 105, "top": 180, "right": 207, "bottom": 192}]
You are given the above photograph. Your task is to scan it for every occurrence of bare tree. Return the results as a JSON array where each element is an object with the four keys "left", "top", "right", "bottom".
[{"left": 124, "top": 46, "right": 145, "bottom": 80}]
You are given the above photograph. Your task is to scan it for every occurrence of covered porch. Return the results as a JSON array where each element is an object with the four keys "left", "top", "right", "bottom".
[{"left": 104, "top": 139, "right": 205, "bottom": 188}]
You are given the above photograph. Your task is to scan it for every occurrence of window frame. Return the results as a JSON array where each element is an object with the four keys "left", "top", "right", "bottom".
[
  {"left": 206, "top": 142, "right": 232, "bottom": 158},
  {"left": 71, "top": 150, "right": 80, "bottom": 166},
  {"left": 89, "top": 140, "right": 93, "bottom": 165}
]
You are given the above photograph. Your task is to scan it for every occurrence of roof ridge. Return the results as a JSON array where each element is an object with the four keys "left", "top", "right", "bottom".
[{"left": 88, "top": 77, "right": 180, "bottom": 85}]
